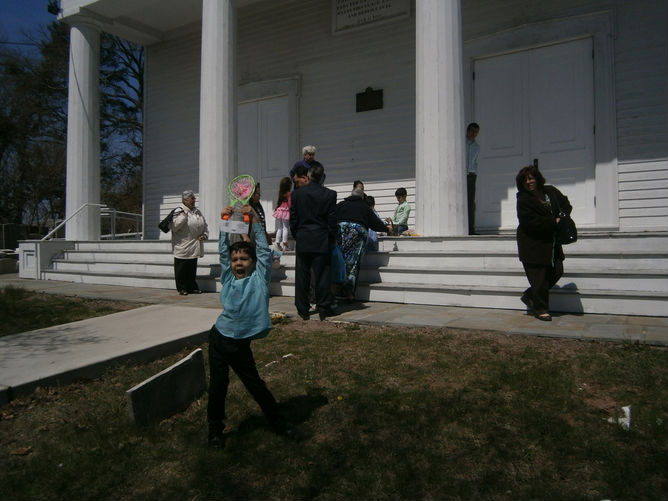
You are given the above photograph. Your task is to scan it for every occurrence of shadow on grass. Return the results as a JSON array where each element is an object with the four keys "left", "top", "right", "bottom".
[{"left": 231, "top": 389, "right": 329, "bottom": 440}]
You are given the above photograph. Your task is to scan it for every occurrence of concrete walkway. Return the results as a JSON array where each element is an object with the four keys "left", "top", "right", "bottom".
[{"left": 1, "top": 274, "right": 666, "bottom": 404}]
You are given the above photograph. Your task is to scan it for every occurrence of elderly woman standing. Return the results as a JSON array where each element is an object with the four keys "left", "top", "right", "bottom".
[
  {"left": 171, "top": 190, "right": 208, "bottom": 295},
  {"left": 335, "top": 187, "right": 388, "bottom": 301},
  {"left": 515, "top": 166, "right": 572, "bottom": 321}
]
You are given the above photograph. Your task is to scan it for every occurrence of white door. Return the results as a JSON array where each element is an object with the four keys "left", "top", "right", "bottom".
[
  {"left": 238, "top": 95, "right": 291, "bottom": 232},
  {"left": 474, "top": 38, "right": 596, "bottom": 231}
]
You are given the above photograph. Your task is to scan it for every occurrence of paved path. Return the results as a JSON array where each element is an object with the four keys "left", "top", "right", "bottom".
[{"left": 1, "top": 274, "right": 666, "bottom": 404}]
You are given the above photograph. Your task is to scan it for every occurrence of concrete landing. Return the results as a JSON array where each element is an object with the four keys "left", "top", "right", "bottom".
[{"left": 0, "top": 304, "right": 219, "bottom": 402}]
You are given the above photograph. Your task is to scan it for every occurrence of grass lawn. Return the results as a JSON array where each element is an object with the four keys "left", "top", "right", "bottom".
[
  {"left": 1, "top": 308, "right": 666, "bottom": 501},
  {"left": 0, "top": 285, "right": 142, "bottom": 337}
]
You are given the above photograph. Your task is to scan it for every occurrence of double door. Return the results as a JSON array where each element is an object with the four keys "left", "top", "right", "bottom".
[{"left": 473, "top": 37, "right": 596, "bottom": 231}]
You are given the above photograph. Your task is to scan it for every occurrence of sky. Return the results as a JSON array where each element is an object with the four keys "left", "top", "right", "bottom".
[{"left": 0, "top": 0, "right": 60, "bottom": 51}]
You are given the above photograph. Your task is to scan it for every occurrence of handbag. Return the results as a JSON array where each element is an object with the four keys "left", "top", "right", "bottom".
[
  {"left": 158, "top": 208, "right": 177, "bottom": 233},
  {"left": 552, "top": 194, "right": 577, "bottom": 245},
  {"left": 556, "top": 216, "right": 577, "bottom": 245},
  {"left": 331, "top": 245, "right": 346, "bottom": 284}
]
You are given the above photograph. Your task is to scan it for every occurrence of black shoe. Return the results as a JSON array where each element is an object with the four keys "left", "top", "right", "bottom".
[
  {"left": 190, "top": 289, "right": 203, "bottom": 294},
  {"left": 318, "top": 308, "right": 336, "bottom": 321},
  {"left": 298, "top": 312, "right": 309, "bottom": 321},
  {"left": 179, "top": 290, "right": 188, "bottom": 296},
  {"left": 520, "top": 293, "right": 534, "bottom": 311},
  {"left": 208, "top": 433, "right": 226, "bottom": 449},
  {"left": 535, "top": 313, "right": 552, "bottom": 322}
]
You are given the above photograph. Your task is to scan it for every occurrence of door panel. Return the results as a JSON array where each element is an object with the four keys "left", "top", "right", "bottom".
[
  {"left": 238, "top": 96, "right": 291, "bottom": 232},
  {"left": 529, "top": 38, "right": 595, "bottom": 225},
  {"left": 474, "top": 50, "right": 529, "bottom": 229}
]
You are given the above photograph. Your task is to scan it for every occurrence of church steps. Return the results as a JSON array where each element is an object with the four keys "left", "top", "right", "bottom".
[
  {"left": 41, "top": 269, "right": 220, "bottom": 291},
  {"left": 36, "top": 233, "right": 668, "bottom": 317},
  {"left": 270, "top": 281, "right": 666, "bottom": 317}
]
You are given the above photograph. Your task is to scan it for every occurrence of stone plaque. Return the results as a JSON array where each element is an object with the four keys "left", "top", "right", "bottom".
[{"left": 333, "top": 0, "right": 410, "bottom": 34}]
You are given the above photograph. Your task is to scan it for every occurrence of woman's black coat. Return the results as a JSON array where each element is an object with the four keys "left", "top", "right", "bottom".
[
  {"left": 335, "top": 195, "right": 388, "bottom": 234},
  {"left": 516, "top": 185, "right": 572, "bottom": 266}
]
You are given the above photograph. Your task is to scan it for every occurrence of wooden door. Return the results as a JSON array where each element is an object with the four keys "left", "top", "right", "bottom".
[{"left": 474, "top": 38, "right": 595, "bottom": 230}]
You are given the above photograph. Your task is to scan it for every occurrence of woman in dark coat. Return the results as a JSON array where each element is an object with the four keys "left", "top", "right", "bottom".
[
  {"left": 335, "top": 187, "right": 388, "bottom": 301},
  {"left": 515, "top": 166, "right": 572, "bottom": 321}
]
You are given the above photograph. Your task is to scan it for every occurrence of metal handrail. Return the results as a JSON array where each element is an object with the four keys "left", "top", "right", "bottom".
[{"left": 41, "top": 203, "right": 107, "bottom": 240}]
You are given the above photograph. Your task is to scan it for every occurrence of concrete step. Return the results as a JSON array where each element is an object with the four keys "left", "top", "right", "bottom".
[
  {"left": 51, "top": 260, "right": 219, "bottom": 276},
  {"left": 36, "top": 232, "right": 668, "bottom": 317},
  {"left": 41, "top": 269, "right": 220, "bottom": 291},
  {"left": 377, "top": 232, "right": 668, "bottom": 253},
  {"left": 271, "top": 261, "right": 667, "bottom": 292},
  {"left": 270, "top": 279, "right": 667, "bottom": 316},
  {"left": 361, "top": 250, "right": 668, "bottom": 271}
]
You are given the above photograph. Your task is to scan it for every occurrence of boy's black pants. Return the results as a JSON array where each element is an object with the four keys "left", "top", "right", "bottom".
[{"left": 207, "top": 326, "right": 279, "bottom": 433}]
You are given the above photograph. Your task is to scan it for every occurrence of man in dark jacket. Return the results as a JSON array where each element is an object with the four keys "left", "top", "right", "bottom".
[{"left": 289, "top": 164, "right": 338, "bottom": 320}]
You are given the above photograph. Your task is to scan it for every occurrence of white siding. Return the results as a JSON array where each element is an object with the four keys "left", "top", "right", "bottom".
[
  {"left": 143, "top": 33, "right": 201, "bottom": 239},
  {"left": 614, "top": 0, "right": 668, "bottom": 163},
  {"left": 618, "top": 161, "right": 668, "bottom": 230},
  {"left": 237, "top": 0, "right": 415, "bottom": 186},
  {"left": 141, "top": 0, "right": 667, "bottom": 236}
]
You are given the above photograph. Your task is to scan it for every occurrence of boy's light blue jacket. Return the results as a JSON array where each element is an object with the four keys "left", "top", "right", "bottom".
[{"left": 214, "top": 223, "right": 272, "bottom": 340}]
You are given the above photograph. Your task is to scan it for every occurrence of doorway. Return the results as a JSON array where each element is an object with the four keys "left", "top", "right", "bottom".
[
  {"left": 473, "top": 37, "right": 596, "bottom": 231},
  {"left": 238, "top": 94, "right": 292, "bottom": 232}
]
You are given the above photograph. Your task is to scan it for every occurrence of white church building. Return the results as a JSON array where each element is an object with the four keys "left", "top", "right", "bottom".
[{"left": 18, "top": 0, "right": 668, "bottom": 316}]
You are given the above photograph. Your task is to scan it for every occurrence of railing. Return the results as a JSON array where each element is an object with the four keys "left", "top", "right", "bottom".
[
  {"left": 100, "top": 207, "right": 143, "bottom": 240},
  {"left": 41, "top": 204, "right": 143, "bottom": 241}
]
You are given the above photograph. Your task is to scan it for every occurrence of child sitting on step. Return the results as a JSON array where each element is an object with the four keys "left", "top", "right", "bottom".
[{"left": 385, "top": 187, "right": 410, "bottom": 235}]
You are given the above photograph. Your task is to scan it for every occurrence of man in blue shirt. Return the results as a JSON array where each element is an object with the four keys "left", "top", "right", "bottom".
[
  {"left": 466, "top": 122, "right": 480, "bottom": 235},
  {"left": 289, "top": 145, "right": 323, "bottom": 185}
]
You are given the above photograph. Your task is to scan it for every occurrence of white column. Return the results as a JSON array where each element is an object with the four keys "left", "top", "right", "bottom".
[
  {"left": 65, "top": 21, "right": 101, "bottom": 240},
  {"left": 415, "top": 0, "right": 467, "bottom": 236},
  {"left": 198, "top": 0, "right": 237, "bottom": 227}
]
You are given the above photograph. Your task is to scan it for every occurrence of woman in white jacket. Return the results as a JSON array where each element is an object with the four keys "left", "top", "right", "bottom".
[{"left": 171, "top": 190, "right": 209, "bottom": 295}]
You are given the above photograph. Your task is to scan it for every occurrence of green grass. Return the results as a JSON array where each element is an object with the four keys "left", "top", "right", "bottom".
[
  {"left": 0, "top": 285, "right": 141, "bottom": 337},
  {"left": 1, "top": 316, "right": 666, "bottom": 501}
]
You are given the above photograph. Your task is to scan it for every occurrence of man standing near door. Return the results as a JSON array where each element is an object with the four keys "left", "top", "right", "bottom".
[
  {"left": 466, "top": 122, "right": 480, "bottom": 235},
  {"left": 289, "top": 145, "right": 323, "bottom": 182},
  {"left": 290, "top": 164, "right": 338, "bottom": 321}
]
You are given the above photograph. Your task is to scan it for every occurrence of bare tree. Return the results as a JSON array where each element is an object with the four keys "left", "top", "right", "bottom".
[{"left": 0, "top": 20, "right": 144, "bottom": 235}]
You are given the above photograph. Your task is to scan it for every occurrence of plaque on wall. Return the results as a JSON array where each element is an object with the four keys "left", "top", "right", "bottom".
[{"left": 332, "top": 0, "right": 410, "bottom": 34}]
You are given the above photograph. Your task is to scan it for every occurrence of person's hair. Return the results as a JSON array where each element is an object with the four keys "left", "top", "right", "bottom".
[
  {"left": 353, "top": 180, "right": 364, "bottom": 189},
  {"left": 302, "top": 145, "right": 316, "bottom": 155},
  {"left": 366, "top": 195, "right": 375, "bottom": 207},
  {"left": 516, "top": 166, "right": 546, "bottom": 192},
  {"left": 467, "top": 122, "right": 480, "bottom": 133},
  {"left": 309, "top": 164, "right": 325, "bottom": 184},
  {"left": 395, "top": 187, "right": 407, "bottom": 198},
  {"left": 182, "top": 190, "right": 195, "bottom": 201},
  {"left": 293, "top": 165, "right": 309, "bottom": 178},
  {"left": 351, "top": 187, "right": 365, "bottom": 198},
  {"left": 276, "top": 176, "right": 292, "bottom": 208},
  {"left": 229, "top": 240, "right": 256, "bottom": 262}
]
